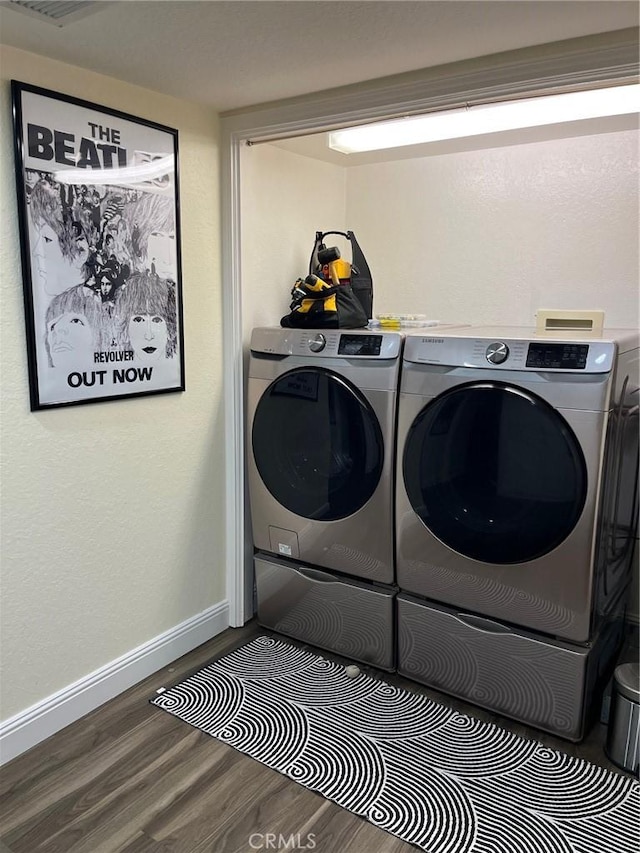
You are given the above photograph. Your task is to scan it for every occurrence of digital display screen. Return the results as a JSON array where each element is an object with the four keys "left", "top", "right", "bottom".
[
  {"left": 526, "top": 343, "right": 589, "bottom": 369},
  {"left": 338, "top": 334, "right": 383, "bottom": 356}
]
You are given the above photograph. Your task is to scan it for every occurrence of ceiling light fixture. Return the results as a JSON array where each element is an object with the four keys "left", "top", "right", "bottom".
[{"left": 328, "top": 84, "right": 640, "bottom": 154}]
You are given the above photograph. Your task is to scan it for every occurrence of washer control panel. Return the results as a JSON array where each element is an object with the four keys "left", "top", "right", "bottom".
[
  {"left": 250, "top": 327, "right": 402, "bottom": 359},
  {"left": 404, "top": 334, "right": 616, "bottom": 373}
]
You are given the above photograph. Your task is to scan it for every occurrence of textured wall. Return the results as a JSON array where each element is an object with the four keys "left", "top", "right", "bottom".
[
  {"left": 0, "top": 47, "right": 224, "bottom": 721},
  {"left": 346, "top": 130, "right": 639, "bottom": 327}
]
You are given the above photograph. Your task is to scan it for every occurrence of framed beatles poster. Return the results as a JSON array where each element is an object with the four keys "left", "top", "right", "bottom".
[{"left": 11, "top": 81, "right": 185, "bottom": 409}]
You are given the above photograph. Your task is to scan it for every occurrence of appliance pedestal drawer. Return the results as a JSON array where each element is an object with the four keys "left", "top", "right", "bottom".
[
  {"left": 255, "top": 552, "right": 396, "bottom": 670},
  {"left": 397, "top": 593, "right": 623, "bottom": 741}
]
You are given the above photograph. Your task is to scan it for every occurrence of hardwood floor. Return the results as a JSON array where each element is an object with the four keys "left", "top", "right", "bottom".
[{"left": 1, "top": 621, "right": 637, "bottom": 853}]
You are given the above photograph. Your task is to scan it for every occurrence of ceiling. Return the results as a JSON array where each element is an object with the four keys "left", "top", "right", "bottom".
[{"left": 0, "top": 1, "right": 638, "bottom": 114}]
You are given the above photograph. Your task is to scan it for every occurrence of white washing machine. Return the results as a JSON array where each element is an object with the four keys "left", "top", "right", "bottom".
[
  {"left": 247, "top": 326, "right": 403, "bottom": 669},
  {"left": 395, "top": 325, "right": 639, "bottom": 738}
]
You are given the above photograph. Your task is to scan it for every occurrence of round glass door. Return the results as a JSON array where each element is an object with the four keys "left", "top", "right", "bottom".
[
  {"left": 252, "top": 367, "right": 384, "bottom": 521},
  {"left": 403, "top": 382, "right": 587, "bottom": 564}
]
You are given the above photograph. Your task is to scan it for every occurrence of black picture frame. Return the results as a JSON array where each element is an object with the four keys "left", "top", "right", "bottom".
[{"left": 11, "top": 81, "right": 185, "bottom": 410}]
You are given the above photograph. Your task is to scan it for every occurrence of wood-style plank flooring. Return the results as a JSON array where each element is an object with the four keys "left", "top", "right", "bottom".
[{"left": 1, "top": 621, "right": 637, "bottom": 853}]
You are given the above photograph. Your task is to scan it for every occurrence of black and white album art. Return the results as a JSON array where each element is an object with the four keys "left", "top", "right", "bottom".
[{"left": 13, "top": 83, "right": 184, "bottom": 407}]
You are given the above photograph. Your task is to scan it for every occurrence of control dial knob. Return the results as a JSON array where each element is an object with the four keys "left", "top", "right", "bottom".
[
  {"left": 308, "top": 333, "right": 326, "bottom": 353},
  {"left": 485, "top": 341, "right": 509, "bottom": 365}
]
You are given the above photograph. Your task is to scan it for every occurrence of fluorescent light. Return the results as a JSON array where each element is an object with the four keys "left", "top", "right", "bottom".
[{"left": 329, "top": 84, "right": 640, "bottom": 153}]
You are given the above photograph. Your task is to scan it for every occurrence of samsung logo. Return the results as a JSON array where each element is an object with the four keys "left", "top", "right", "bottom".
[{"left": 422, "top": 337, "right": 445, "bottom": 344}]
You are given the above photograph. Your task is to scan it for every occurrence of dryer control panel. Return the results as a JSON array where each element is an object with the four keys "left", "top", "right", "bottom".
[{"left": 404, "top": 334, "right": 616, "bottom": 373}]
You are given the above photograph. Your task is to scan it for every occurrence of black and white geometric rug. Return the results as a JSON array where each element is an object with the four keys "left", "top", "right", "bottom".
[{"left": 151, "top": 635, "right": 640, "bottom": 853}]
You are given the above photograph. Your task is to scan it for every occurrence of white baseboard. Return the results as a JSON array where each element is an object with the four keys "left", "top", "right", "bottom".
[{"left": 0, "top": 600, "right": 229, "bottom": 766}]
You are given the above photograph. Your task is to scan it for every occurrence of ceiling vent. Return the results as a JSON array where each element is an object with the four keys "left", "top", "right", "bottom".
[{"left": 7, "top": 1, "right": 108, "bottom": 27}]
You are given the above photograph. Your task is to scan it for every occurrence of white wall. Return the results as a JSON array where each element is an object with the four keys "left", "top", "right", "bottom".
[
  {"left": 0, "top": 47, "right": 225, "bottom": 726},
  {"left": 346, "top": 130, "right": 639, "bottom": 327},
  {"left": 240, "top": 143, "right": 347, "bottom": 341}
]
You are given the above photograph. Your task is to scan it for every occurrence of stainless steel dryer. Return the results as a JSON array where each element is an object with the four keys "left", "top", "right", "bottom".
[
  {"left": 247, "top": 326, "right": 403, "bottom": 669},
  {"left": 395, "top": 325, "right": 639, "bottom": 738}
]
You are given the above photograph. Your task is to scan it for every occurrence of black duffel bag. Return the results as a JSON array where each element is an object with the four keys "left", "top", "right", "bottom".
[
  {"left": 309, "top": 230, "right": 373, "bottom": 320},
  {"left": 280, "top": 275, "right": 368, "bottom": 329}
]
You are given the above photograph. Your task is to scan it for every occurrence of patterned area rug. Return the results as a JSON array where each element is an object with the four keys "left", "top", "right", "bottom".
[{"left": 151, "top": 635, "right": 639, "bottom": 853}]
